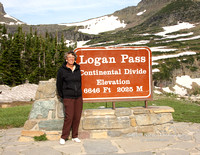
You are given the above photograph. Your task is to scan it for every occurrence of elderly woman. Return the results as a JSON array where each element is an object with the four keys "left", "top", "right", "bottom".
[{"left": 56, "top": 51, "right": 83, "bottom": 144}]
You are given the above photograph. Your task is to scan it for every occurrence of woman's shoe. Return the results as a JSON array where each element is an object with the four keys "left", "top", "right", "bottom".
[
  {"left": 72, "top": 138, "right": 81, "bottom": 143},
  {"left": 59, "top": 138, "right": 65, "bottom": 145}
]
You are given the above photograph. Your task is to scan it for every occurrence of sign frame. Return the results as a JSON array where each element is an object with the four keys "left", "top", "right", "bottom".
[{"left": 74, "top": 47, "right": 153, "bottom": 103}]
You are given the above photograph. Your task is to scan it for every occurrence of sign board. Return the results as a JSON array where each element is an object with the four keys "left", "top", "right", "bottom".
[{"left": 75, "top": 47, "right": 152, "bottom": 102}]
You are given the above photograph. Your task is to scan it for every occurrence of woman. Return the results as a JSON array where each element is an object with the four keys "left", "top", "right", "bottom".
[{"left": 56, "top": 51, "right": 83, "bottom": 144}]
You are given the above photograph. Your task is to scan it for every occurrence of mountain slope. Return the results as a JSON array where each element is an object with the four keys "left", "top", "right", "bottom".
[
  {"left": 0, "top": 3, "right": 25, "bottom": 25},
  {"left": 136, "top": 0, "right": 200, "bottom": 31},
  {"left": 114, "top": 0, "right": 173, "bottom": 29},
  {"left": 85, "top": 0, "right": 200, "bottom": 44},
  {"left": 59, "top": 15, "right": 126, "bottom": 35}
]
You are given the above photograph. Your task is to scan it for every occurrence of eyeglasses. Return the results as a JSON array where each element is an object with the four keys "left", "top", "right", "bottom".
[{"left": 67, "top": 56, "right": 75, "bottom": 59}]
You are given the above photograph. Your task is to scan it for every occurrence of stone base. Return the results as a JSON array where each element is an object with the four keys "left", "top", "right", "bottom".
[{"left": 19, "top": 106, "right": 174, "bottom": 142}]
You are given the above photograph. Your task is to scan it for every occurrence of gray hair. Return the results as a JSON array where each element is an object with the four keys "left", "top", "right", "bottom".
[{"left": 64, "top": 51, "right": 77, "bottom": 61}]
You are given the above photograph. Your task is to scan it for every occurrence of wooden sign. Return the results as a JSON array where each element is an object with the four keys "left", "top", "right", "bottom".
[{"left": 74, "top": 47, "right": 152, "bottom": 102}]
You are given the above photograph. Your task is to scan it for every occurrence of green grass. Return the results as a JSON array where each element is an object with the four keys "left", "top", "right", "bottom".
[
  {"left": 34, "top": 134, "right": 48, "bottom": 141},
  {"left": 0, "top": 105, "right": 32, "bottom": 129},
  {"left": 0, "top": 95, "right": 199, "bottom": 129}
]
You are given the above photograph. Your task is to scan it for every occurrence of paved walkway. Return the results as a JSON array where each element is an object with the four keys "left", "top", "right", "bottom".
[{"left": 0, "top": 122, "right": 200, "bottom": 155}]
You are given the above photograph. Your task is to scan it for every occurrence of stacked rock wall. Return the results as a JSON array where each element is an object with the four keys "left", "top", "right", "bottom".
[{"left": 19, "top": 79, "right": 175, "bottom": 141}]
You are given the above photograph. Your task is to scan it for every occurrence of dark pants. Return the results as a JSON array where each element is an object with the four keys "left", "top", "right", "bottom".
[{"left": 61, "top": 96, "right": 83, "bottom": 140}]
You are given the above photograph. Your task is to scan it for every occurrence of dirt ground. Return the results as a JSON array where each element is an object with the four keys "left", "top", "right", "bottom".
[{"left": 0, "top": 101, "right": 34, "bottom": 108}]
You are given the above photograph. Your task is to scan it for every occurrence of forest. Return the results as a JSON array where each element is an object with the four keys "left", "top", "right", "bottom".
[{"left": 0, "top": 25, "right": 74, "bottom": 86}]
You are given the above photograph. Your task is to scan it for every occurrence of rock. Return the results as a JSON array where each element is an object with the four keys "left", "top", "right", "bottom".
[
  {"left": 91, "top": 131, "right": 108, "bottom": 138},
  {"left": 1, "top": 104, "right": 12, "bottom": 108},
  {"left": 135, "top": 113, "right": 173, "bottom": 126},
  {"left": 107, "top": 130, "right": 122, "bottom": 137},
  {"left": 35, "top": 79, "right": 56, "bottom": 100},
  {"left": 56, "top": 99, "right": 64, "bottom": 118},
  {"left": 29, "top": 100, "right": 56, "bottom": 119},
  {"left": 130, "top": 118, "right": 137, "bottom": 127},
  {"left": 137, "top": 126, "right": 154, "bottom": 133},
  {"left": 79, "top": 131, "right": 91, "bottom": 139},
  {"left": 0, "top": 84, "right": 38, "bottom": 103},
  {"left": 18, "top": 136, "right": 34, "bottom": 142},
  {"left": 83, "top": 108, "right": 115, "bottom": 116},
  {"left": 83, "top": 116, "right": 130, "bottom": 130},
  {"left": 193, "top": 133, "right": 200, "bottom": 143},
  {"left": 23, "top": 120, "right": 37, "bottom": 130},
  {"left": 115, "top": 108, "right": 132, "bottom": 116},
  {"left": 83, "top": 140, "right": 118, "bottom": 154},
  {"left": 38, "top": 120, "right": 64, "bottom": 131},
  {"left": 21, "top": 130, "right": 45, "bottom": 137}
]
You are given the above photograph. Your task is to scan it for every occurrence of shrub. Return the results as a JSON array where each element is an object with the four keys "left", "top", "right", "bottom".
[{"left": 34, "top": 134, "right": 48, "bottom": 141}]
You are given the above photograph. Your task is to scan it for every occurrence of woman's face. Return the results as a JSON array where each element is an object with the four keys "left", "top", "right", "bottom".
[{"left": 66, "top": 53, "right": 75, "bottom": 65}]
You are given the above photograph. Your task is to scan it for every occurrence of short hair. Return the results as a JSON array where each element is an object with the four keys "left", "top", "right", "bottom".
[{"left": 64, "top": 51, "right": 77, "bottom": 61}]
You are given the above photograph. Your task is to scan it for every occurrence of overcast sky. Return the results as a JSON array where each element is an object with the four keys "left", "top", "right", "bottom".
[{"left": 0, "top": 0, "right": 141, "bottom": 25}]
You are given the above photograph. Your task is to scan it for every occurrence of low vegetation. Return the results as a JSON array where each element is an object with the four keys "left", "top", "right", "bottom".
[{"left": 34, "top": 134, "right": 48, "bottom": 141}]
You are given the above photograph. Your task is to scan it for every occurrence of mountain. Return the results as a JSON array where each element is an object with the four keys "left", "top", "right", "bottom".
[
  {"left": 0, "top": 0, "right": 200, "bottom": 97},
  {"left": 0, "top": 3, "right": 25, "bottom": 25},
  {"left": 114, "top": 0, "right": 173, "bottom": 29},
  {"left": 84, "top": 0, "right": 200, "bottom": 97},
  {"left": 0, "top": 2, "right": 93, "bottom": 42}
]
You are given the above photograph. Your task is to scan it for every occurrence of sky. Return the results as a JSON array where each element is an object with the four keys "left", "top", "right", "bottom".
[{"left": 0, "top": 0, "right": 141, "bottom": 25}]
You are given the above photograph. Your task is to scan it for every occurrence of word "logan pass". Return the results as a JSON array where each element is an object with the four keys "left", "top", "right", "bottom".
[{"left": 79, "top": 54, "right": 146, "bottom": 66}]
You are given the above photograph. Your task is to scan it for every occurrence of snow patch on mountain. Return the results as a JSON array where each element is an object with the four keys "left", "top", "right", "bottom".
[
  {"left": 116, "top": 40, "right": 150, "bottom": 46},
  {"left": 137, "top": 10, "right": 146, "bottom": 16},
  {"left": 176, "top": 35, "right": 200, "bottom": 41},
  {"left": 155, "top": 76, "right": 200, "bottom": 97},
  {"left": 150, "top": 46, "right": 177, "bottom": 52},
  {"left": 176, "top": 75, "right": 200, "bottom": 89},
  {"left": 152, "top": 51, "right": 196, "bottom": 61},
  {"left": 162, "top": 32, "right": 193, "bottom": 39},
  {"left": 60, "top": 15, "right": 126, "bottom": 35},
  {"left": 155, "top": 22, "right": 195, "bottom": 36},
  {"left": 0, "top": 14, "right": 25, "bottom": 25},
  {"left": 0, "top": 21, "right": 24, "bottom": 25},
  {"left": 4, "top": 14, "right": 19, "bottom": 21},
  {"left": 152, "top": 68, "right": 160, "bottom": 73},
  {"left": 65, "top": 40, "right": 90, "bottom": 48}
]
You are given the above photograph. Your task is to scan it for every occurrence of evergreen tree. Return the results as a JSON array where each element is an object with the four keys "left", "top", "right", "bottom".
[
  {"left": 23, "top": 27, "right": 34, "bottom": 80},
  {"left": 9, "top": 27, "right": 25, "bottom": 86},
  {"left": 0, "top": 25, "right": 12, "bottom": 85},
  {"left": 0, "top": 25, "right": 74, "bottom": 85},
  {"left": 28, "top": 31, "right": 41, "bottom": 83}
]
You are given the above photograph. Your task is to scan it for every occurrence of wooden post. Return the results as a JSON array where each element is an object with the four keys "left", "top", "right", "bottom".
[
  {"left": 145, "top": 101, "right": 148, "bottom": 108},
  {"left": 112, "top": 102, "right": 116, "bottom": 110}
]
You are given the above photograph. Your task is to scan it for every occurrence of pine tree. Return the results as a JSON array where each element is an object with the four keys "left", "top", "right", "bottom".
[
  {"left": 0, "top": 25, "right": 75, "bottom": 85},
  {"left": 9, "top": 27, "right": 25, "bottom": 86},
  {"left": 0, "top": 25, "right": 12, "bottom": 85},
  {"left": 23, "top": 27, "right": 34, "bottom": 80},
  {"left": 28, "top": 31, "right": 41, "bottom": 83}
]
